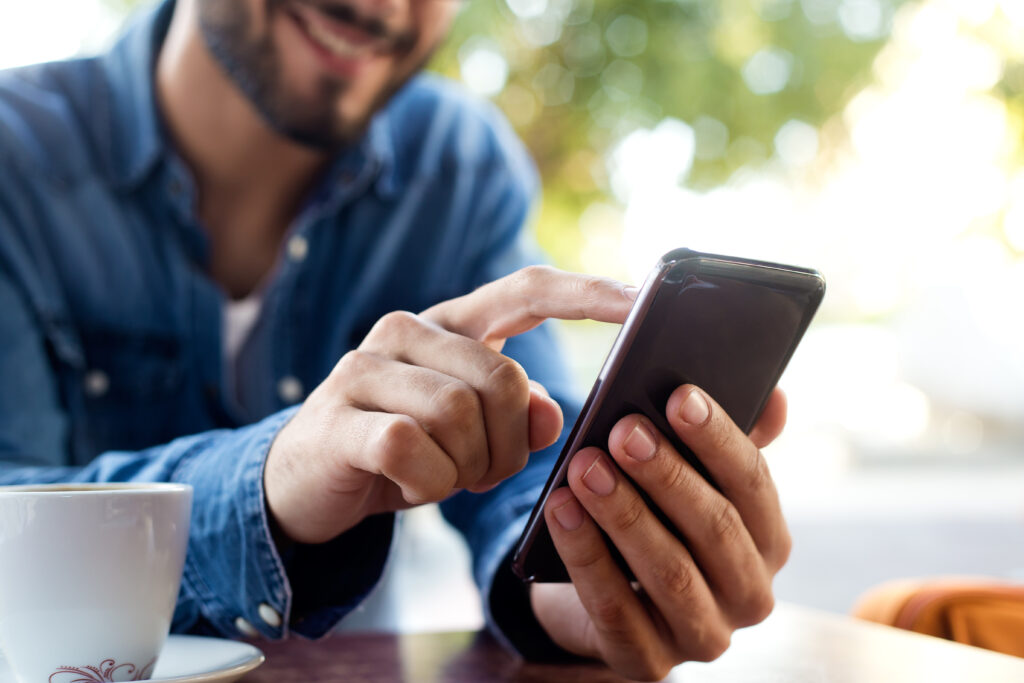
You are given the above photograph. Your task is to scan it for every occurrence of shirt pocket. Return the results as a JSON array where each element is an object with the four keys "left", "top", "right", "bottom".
[{"left": 73, "top": 327, "right": 186, "bottom": 456}]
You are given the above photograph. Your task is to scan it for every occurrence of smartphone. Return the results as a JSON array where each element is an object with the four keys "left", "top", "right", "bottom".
[{"left": 511, "top": 248, "right": 825, "bottom": 582}]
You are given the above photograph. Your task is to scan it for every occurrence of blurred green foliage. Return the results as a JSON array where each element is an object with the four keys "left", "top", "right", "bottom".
[{"left": 428, "top": 0, "right": 909, "bottom": 270}]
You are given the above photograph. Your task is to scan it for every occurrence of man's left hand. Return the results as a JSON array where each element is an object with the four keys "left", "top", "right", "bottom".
[{"left": 531, "top": 385, "right": 790, "bottom": 681}]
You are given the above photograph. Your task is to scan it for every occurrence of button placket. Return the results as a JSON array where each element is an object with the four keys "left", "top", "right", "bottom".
[
  {"left": 286, "top": 235, "right": 309, "bottom": 263},
  {"left": 234, "top": 616, "right": 260, "bottom": 638},
  {"left": 277, "top": 376, "right": 304, "bottom": 404},
  {"left": 258, "top": 603, "right": 283, "bottom": 628},
  {"left": 83, "top": 369, "right": 110, "bottom": 398}
]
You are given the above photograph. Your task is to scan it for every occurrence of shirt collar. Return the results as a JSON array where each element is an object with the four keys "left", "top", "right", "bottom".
[
  {"left": 99, "top": 0, "right": 401, "bottom": 200},
  {"left": 98, "top": 0, "right": 170, "bottom": 190}
]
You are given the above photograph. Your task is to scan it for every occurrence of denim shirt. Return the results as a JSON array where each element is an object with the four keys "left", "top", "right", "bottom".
[{"left": 0, "top": 1, "right": 580, "bottom": 646}]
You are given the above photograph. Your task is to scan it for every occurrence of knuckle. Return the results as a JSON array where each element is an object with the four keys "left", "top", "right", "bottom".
[
  {"left": 708, "top": 501, "right": 744, "bottom": 546},
  {"left": 334, "top": 349, "right": 371, "bottom": 377},
  {"left": 663, "top": 457, "right": 696, "bottom": 496},
  {"left": 424, "top": 472, "right": 459, "bottom": 503},
  {"left": 402, "top": 463, "right": 457, "bottom": 506},
  {"left": 434, "top": 382, "right": 488, "bottom": 483},
  {"left": 434, "top": 380, "right": 481, "bottom": 425},
  {"left": 709, "top": 422, "right": 735, "bottom": 455},
  {"left": 643, "top": 660, "right": 675, "bottom": 683},
  {"left": 402, "top": 485, "right": 439, "bottom": 506},
  {"left": 588, "top": 594, "right": 630, "bottom": 632},
  {"left": 562, "top": 538, "right": 606, "bottom": 574},
  {"left": 744, "top": 451, "right": 771, "bottom": 494},
  {"left": 376, "top": 415, "right": 422, "bottom": 466},
  {"left": 575, "top": 274, "right": 606, "bottom": 301},
  {"left": 516, "top": 264, "right": 553, "bottom": 286},
  {"left": 511, "top": 265, "right": 555, "bottom": 305},
  {"left": 766, "top": 525, "right": 793, "bottom": 572},
  {"left": 374, "top": 310, "right": 419, "bottom": 338},
  {"left": 479, "top": 359, "right": 530, "bottom": 479},
  {"left": 610, "top": 494, "right": 647, "bottom": 534},
  {"left": 651, "top": 557, "right": 698, "bottom": 601},
  {"left": 373, "top": 414, "right": 460, "bottom": 508},
  {"left": 400, "top": 485, "right": 431, "bottom": 506},
  {"left": 582, "top": 598, "right": 674, "bottom": 680},
  {"left": 726, "top": 568, "right": 775, "bottom": 627},
  {"left": 742, "top": 587, "right": 775, "bottom": 626},
  {"left": 692, "top": 627, "right": 731, "bottom": 662},
  {"left": 486, "top": 358, "right": 530, "bottom": 401}
]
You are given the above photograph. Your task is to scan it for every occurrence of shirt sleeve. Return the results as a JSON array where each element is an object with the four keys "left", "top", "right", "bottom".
[
  {"left": 0, "top": 255, "right": 393, "bottom": 641},
  {"left": 436, "top": 125, "right": 585, "bottom": 658}
]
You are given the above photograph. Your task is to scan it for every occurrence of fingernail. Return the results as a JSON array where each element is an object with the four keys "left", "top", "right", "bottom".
[
  {"left": 623, "top": 421, "right": 657, "bottom": 461},
  {"left": 623, "top": 286, "right": 639, "bottom": 301},
  {"left": 552, "top": 497, "right": 584, "bottom": 531},
  {"left": 582, "top": 453, "right": 616, "bottom": 496},
  {"left": 679, "top": 388, "right": 710, "bottom": 425}
]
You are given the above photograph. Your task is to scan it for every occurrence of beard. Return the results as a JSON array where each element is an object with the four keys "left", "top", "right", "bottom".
[{"left": 197, "top": 0, "right": 419, "bottom": 149}]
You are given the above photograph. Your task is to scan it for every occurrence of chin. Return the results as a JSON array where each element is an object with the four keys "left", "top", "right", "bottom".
[{"left": 199, "top": 0, "right": 440, "bottom": 150}]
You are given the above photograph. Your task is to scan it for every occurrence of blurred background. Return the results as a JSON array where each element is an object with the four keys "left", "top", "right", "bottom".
[{"left": 3, "top": 0, "right": 1023, "bottom": 631}]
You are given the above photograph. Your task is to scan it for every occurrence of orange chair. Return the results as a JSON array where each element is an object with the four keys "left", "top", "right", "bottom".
[{"left": 853, "top": 578, "right": 1024, "bottom": 658}]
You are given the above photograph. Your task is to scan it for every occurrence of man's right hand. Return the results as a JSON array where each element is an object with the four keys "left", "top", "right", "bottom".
[{"left": 263, "top": 266, "right": 638, "bottom": 544}]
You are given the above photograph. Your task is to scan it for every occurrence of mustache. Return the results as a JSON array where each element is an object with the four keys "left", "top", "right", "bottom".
[
  {"left": 275, "top": 0, "right": 412, "bottom": 48},
  {"left": 315, "top": 2, "right": 389, "bottom": 39}
]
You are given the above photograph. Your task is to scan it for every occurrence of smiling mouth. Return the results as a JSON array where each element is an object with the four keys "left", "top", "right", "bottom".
[{"left": 288, "top": 3, "right": 388, "bottom": 61}]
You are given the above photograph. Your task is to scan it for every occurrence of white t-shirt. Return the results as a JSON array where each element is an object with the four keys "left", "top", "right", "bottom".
[{"left": 223, "top": 294, "right": 263, "bottom": 398}]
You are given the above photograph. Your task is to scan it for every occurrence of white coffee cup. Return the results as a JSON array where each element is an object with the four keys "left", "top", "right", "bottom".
[{"left": 0, "top": 483, "right": 191, "bottom": 683}]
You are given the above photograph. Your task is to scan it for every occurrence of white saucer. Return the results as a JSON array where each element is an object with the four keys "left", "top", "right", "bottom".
[
  {"left": 150, "top": 635, "right": 264, "bottom": 682},
  {"left": 0, "top": 635, "right": 264, "bottom": 683}
]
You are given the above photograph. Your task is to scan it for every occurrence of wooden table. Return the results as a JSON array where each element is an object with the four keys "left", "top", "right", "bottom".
[{"left": 242, "top": 602, "right": 1024, "bottom": 682}]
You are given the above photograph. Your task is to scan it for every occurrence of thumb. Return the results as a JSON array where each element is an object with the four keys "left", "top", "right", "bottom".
[{"left": 528, "top": 381, "right": 563, "bottom": 451}]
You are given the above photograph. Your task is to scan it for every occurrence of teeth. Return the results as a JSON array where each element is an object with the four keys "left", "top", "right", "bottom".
[{"left": 305, "top": 16, "right": 373, "bottom": 58}]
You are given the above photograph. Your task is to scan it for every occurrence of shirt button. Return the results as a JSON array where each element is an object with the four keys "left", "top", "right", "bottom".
[
  {"left": 277, "top": 376, "right": 304, "bottom": 404},
  {"left": 83, "top": 370, "right": 110, "bottom": 398},
  {"left": 234, "top": 616, "right": 260, "bottom": 638},
  {"left": 257, "top": 603, "right": 283, "bottom": 628},
  {"left": 286, "top": 235, "right": 309, "bottom": 263}
]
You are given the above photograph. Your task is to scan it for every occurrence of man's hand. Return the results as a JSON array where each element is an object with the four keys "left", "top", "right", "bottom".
[
  {"left": 532, "top": 385, "right": 790, "bottom": 681},
  {"left": 263, "top": 266, "right": 637, "bottom": 544}
]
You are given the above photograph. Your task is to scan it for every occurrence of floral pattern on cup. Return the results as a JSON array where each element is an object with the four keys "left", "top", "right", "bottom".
[{"left": 48, "top": 658, "right": 156, "bottom": 682}]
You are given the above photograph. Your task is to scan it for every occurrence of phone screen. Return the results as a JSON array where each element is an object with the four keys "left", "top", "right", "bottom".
[{"left": 511, "top": 249, "right": 824, "bottom": 582}]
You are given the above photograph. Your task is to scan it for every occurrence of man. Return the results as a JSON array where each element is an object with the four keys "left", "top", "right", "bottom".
[{"left": 0, "top": 0, "right": 790, "bottom": 678}]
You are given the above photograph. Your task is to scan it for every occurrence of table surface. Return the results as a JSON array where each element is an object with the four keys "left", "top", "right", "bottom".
[{"left": 242, "top": 602, "right": 1024, "bottom": 682}]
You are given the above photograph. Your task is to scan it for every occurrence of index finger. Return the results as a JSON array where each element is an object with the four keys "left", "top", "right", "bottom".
[{"left": 422, "top": 265, "right": 637, "bottom": 350}]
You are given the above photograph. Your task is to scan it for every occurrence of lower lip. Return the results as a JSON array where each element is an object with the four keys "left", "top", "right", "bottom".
[{"left": 287, "top": 9, "right": 372, "bottom": 79}]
